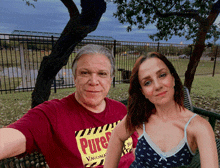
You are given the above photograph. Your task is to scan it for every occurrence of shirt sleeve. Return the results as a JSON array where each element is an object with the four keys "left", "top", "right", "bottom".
[
  {"left": 7, "top": 104, "right": 55, "bottom": 154},
  {"left": 131, "top": 131, "right": 138, "bottom": 148}
]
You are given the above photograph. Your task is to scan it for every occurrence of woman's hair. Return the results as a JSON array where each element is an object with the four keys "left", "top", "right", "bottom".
[
  {"left": 126, "top": 52, "right": 184, "bottom": 130},
  {"left": 72, "top": 44, "right": 115, "bottom": 77}
]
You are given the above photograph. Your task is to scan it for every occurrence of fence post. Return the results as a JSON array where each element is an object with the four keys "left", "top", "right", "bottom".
[
  {"left": 157, "top": 42, "right": 160, "bottom": 52},
  {"left": 113, "top": 40, "right": 116, "bottom": 88},
  {"left": 51, "top": 35, "right": 57, "bottom": 93},
  {"left": 212, "top": 45, "right": 218, "bottom": 77},
  {"left": 24, "top": 43, "right": 31, "bottom": 88},
  {"left": 20, "top": 43, "right": 27, "bottom": 89}
]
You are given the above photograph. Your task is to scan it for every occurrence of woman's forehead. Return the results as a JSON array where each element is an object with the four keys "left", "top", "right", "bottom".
[{"left": 139, "top": 57, "right": 168, "bottom": 75}]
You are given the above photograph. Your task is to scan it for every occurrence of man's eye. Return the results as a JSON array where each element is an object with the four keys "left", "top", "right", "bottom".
[
  {"left": 81, "top": 71, "right": 88, "bottom": 75},
  {"left": 144, "top": 81, "right": 151, "bottom": 86},
  {"left": 99, "top": 72, "right": 107, "bottom": 76}
]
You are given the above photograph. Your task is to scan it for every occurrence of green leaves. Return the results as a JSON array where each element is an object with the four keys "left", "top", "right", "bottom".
[
  {"left": 113, "top": 0, "right": 220, "bottom": 42},
  {"left": 22, "top": 0, "right": 37, "bottom": 8}
]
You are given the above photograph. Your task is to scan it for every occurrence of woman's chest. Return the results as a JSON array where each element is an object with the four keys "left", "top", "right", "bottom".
[{"left": 137, "top": 121, "right": 190, "bottom": 153}]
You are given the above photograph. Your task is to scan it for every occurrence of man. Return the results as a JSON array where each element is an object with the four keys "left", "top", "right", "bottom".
[{"left": 0, "top": 44, "right": 137, "bottom": 167}]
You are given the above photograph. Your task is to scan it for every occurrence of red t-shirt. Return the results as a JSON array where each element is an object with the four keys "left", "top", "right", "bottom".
[{"left": 9, "top": 93, "right": 137, "bottom": 168}]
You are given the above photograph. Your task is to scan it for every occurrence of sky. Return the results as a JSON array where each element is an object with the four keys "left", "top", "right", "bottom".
[{"left": 1, "top": 0, "right": 220, "bottom": 44}]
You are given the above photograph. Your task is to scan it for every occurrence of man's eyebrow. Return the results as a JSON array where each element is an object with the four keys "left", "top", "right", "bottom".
[
  {"left": 78, "top": 68, "right": 109, "bottom": 73},
  {"left": 78, "top": 68, "right": 88, "bottom": 71},
  {"left": 98, "top": 70, "right": 109, "bottom": 72}
]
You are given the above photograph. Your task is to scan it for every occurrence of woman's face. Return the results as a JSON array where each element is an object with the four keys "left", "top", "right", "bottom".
[{"left": 138, "top": 57, "right": 175, "bottom": 106}]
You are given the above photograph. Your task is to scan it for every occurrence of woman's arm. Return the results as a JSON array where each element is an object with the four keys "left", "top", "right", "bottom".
[
  {"left": 194, "top": 116, "right": 218, "bottom": 168},
  {"left": 104, "top": 116, "right": 135, "bottom": 168}
]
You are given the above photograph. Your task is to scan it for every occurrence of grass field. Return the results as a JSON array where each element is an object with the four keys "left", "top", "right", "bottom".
[
  {"left": 0, "top": 74, "right": 220, "bottom": 127},
  {"left": 1, "top": 49, "right": 220, "bottom": 91}
]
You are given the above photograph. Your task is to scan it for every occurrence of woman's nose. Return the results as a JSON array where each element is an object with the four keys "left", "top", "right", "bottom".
[{"left": 154, "top": 79, "right": 162, "bottom": 90}]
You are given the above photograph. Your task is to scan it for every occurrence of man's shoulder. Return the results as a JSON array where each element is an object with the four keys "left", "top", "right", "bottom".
[
  {"left": 32, "top": 94, "right": 75, "bottom": 112},
  {"left": 50, "top": 93, "right": 75, "bottom": 104}
]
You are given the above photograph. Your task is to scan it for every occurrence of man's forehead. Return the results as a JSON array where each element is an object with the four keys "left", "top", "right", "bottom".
[
  {"left": 76, "top": 54, "right": 111, "bottom": 71},
  {"left": 78, "top": 53, "right": 110, "bottom": 62}
]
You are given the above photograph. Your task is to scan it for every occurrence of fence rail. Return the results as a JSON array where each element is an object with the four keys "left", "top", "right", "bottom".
[{"left": 0, "top": 33, "right": 219, "bottom": 94}]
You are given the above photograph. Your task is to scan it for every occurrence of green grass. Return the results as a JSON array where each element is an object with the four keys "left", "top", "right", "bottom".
[
  {"left": 0, "top": 75, "right": 220, "bottom": 128},
  {"left": 0, "top": 84, "right": 131, "bottom": 127},
  {"left": 1, "top": 49, "right": 220, "bottom": 91},
  {"left": 191, "top": 75, "right": 220, "bottom": 98},
  {"left": 1, "top": 49, "right": 220, "bottom": 128}
]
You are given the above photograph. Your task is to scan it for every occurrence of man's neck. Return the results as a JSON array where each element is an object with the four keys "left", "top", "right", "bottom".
[{"left": 74, "top": 93, "right": 106, "bottom": 113}]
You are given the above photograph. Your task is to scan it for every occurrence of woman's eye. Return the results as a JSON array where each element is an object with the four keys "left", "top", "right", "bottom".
[
  {"left": 144, "top": 81, "right": 151, "bottom": 86},
  {"left": 160, "top": 73, "right": 166, "bottom": 78}
]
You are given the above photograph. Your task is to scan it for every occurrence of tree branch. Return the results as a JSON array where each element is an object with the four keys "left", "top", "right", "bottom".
[
  {"left": 184, "top": 0, "right": 220, "bottom": 92},
  {"left": 61, "top": 0, "right": 79, "bottom": 18},
  {"left": 144, "top": 1, "right": 203, "bottom": 23},
  {"left": 31, "top": 0, "right": 106, "bottom": 108},
  {"left": 167, "top": 4, "right": 175, "bottom": 13}
]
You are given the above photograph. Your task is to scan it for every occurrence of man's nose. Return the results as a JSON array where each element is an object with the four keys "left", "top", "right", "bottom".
[{"left": 89, "top": 74, "right": 99, "bottom": 85}]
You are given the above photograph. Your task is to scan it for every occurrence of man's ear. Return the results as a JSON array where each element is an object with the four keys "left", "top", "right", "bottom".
[{"left": 73, "top": 75, "right": 76, "bottom": 85}]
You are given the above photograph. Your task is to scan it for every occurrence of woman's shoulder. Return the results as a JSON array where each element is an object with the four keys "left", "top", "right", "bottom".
[
  {"left": 188, "top": 112, "right": 210, "bottom": 127},
  {"left": 186, "top": 110, "right": 213, "bottom": 136}
]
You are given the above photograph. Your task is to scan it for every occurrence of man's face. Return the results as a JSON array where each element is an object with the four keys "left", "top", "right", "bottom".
[{"left": 74, "top": 53, "right": 112, "bottom": 112}]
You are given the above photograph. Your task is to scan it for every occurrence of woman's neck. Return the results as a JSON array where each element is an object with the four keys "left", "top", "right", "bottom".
[{"left": 154, "top": 101, "right": 183, "bottom": 121}]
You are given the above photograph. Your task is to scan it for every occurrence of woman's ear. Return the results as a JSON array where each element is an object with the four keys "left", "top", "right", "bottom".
[
  {"left": 173, "top": 77, "right": 175, "bottom": 88},
  {"left": 140, "top": 87, "right": 144, "bottom": 95}
]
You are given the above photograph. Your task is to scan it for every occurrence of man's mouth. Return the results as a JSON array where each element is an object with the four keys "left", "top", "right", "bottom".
[{"left": 86, "top": 90, "right": 100, "bottom": 93}]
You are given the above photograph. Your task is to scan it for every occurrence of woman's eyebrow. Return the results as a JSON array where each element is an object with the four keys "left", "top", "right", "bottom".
[
  {"left": 156, "top": 68, "right": 167, "bottom": 74},
  {"left": 141, "top": 76, "right": 151, "bottom": 82},
  {"left": 140, "top": 68, "right": 167, "bottom": 82}
]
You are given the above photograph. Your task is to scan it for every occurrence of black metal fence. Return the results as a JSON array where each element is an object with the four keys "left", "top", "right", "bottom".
[{"left": 0, "top": 33, "right": 219, "bottom": 94}]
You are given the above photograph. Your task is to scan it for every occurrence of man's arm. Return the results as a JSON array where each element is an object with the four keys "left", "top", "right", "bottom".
[{"left": 0, "top": 128, "right": 26, "bottom": 160}]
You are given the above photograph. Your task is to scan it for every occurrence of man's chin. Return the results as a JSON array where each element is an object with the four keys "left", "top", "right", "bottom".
[{"left": 85, "top": 99, "right": 102, "bottom": 107}]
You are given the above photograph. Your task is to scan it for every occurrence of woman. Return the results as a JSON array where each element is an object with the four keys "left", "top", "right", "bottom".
[{"left": 104, "top": 52, "right": 218, "bottom": 168}]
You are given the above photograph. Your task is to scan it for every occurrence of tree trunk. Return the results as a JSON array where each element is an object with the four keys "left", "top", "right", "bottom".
[
  {"left": 184, "top": 1, "right": 220, "bottom": 92},
  {"left": 31, "top": 0, "right": 106, "bottom": 108},
  {"left": 184, "top": 43, "right": 205, "bottom": 92}
]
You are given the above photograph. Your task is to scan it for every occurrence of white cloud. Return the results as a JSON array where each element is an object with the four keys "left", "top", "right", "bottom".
[{"left": 100, "top": 16, "right": 111, "bottom": 22}]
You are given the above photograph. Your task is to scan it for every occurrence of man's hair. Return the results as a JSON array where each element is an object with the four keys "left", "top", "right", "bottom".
[{"left": 72, "top": 44, "right": 115, "bottom": 77}]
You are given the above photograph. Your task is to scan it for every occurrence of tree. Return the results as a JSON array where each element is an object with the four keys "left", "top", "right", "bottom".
[
  {"left": 31, "top": 0, "right": 107, "bottom": 108},
  {"left": 113, "top": 0, "right": 220, "bottom": 92}
]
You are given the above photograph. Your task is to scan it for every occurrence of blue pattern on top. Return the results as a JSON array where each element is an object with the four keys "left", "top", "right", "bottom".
[{"left": 130, "top": 114, "right": 197, "bottom": 168}]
